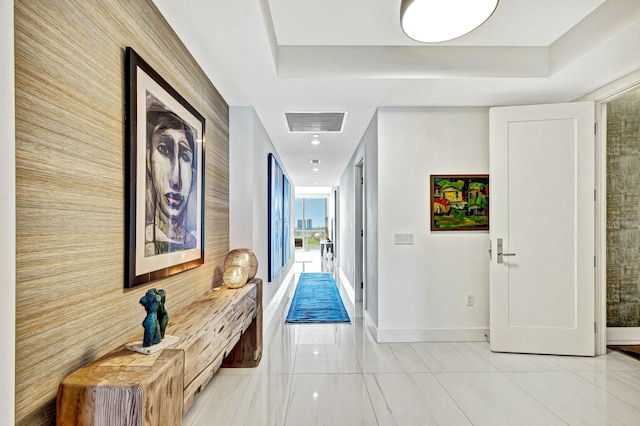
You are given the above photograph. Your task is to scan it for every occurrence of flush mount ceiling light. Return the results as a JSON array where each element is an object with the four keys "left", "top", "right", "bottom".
[
  {"left": 400, "top": 0, "right": 498, "bottom": 43},
  {"left": 310, "top": 135, "right": 320, "bottom": 146}
]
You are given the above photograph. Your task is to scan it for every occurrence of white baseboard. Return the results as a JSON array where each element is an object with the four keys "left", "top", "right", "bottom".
[
  {"left": 364, "top": 309, "right": 378, "bottom": 339},
  {"left": 607, "top": 327, "right": 640, "bottom": 345},
  {"left": 339, "top": 267, "right": 355, "bottom": 306},
  {"left": 263, "top": 268, "right": 295, "bottom": 339},
  {"left": 373, "top": 327, "right": 489, "bottom": 343}
]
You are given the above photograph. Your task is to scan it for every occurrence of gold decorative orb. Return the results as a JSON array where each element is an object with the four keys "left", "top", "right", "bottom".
[
  {"left": 224, "top": 248, "right": 258, "bottom": 281},
  {"left": 223, "top": 265, "right": 248, "bottom": 289}
]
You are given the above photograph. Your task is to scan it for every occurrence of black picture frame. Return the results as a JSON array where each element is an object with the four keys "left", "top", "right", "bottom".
[
  {"left": 125, "top": 47, "right": 205, "bottom": 288},
  {"left": 430, "top": 174, "right": 489, "bottom": 231},
  {"left": 268, "top": 153, "right": 284, "bottom": 281}
]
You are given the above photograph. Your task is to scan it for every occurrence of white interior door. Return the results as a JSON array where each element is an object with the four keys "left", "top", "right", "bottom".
[
  {"left": 355, "top": 160, "right": 364, "bottom": 304},
  {"left": 490, "top": 102, "right": 595, "bottom": 356}
]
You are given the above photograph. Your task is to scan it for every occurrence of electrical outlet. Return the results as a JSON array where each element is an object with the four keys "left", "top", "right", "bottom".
[{"left": 466, "top": 294, "right": 474, "bottom": 306}]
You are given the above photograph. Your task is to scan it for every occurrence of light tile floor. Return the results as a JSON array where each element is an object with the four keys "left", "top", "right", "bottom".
[{"left": 184, "top": 254, "right": 640, "bottom": 426}]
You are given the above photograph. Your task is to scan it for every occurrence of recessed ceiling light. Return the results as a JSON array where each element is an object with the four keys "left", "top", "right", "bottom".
[
  {"left": 312, "top": 167, "right": 319, "bottom": 172},
  {"left": 310, "top": 135, "right": 320, "bottom": 146},
  {"left": 400, "top": 0, "right": 498, "bottom": 43}
]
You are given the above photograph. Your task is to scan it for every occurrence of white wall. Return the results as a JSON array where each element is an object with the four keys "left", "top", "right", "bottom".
[
  {"left": 375, "top": 107, "right": 490, "bottom": 341},
  {"left": 339, "top": 151, "right": 357, "bottom": 298},
  {"left": 364, "top": 115, "right": 379, "bottom": 324},
  {"left": 339, "top": 111, "right": 379, "bottom": 323},
  {"left": 229, "top": 108, "right": 255, "bottom": 249},
  {"left": 229, "top": 107, "right": 294, "bottom": 332},
  {"left": 1, "top": 0, "right": 15, "bottom": 423},
  {"left": 327, "top": 187, "right": 337, "bottom": 252}
]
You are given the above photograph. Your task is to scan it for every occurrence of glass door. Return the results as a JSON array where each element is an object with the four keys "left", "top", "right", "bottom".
[{"left": 294, "top": 197, "right": 327, "bottom": 251}]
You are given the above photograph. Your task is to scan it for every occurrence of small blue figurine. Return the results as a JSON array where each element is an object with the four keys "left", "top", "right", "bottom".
[
  {"left": 155, "top": 289, "right": 168, "bottom": 339},
  {"left": 139, "top": 289, "right": 162, "bottom": 347}
]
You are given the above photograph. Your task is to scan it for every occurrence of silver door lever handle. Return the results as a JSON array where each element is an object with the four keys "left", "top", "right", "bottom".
[{"left": 496, "top": 238, "right": 516, "bottom": 263}]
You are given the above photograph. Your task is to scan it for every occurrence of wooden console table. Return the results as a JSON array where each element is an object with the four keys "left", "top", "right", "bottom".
[{"left": 57, "top": 279, "right": 262, "bottom": 425}]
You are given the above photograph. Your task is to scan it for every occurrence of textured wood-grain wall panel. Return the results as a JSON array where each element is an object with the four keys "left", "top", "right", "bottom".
[{"left": 14, "top": 0, "right": 229, "bottom": 423}]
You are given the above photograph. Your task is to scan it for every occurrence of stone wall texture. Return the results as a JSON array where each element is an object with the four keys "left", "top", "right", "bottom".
[{"left": 607, "top": 88, "right": 640, "bottom": 327}]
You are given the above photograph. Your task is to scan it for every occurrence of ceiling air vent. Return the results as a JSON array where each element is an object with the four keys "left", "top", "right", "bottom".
[{"left": 285, "top": 112, "right": 346, "bottom": 133}]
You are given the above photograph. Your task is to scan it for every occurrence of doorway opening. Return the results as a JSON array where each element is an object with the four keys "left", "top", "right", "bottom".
[
  {"left": 293, "top": 187, "right": 335, "bottom": 276},
  {"left": 603, "top": 85, "right": 640, "bottom": 349}
]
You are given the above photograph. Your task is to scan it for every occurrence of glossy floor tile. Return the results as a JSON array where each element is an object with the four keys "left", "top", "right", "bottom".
[
  {"left": 548, "top": 349, "right": 640, "bottom": 372},
  {"left": 435, "top": 372, "right": 566, "bottom": 426},
  {"left": 507, "top": 371, "right": 640, "bottom": 425},
  {"left": 364, "top": 372, "right": 471, "bottom": 425},
  {"left": 385, "top": 343, "right": 431, "bottom": 373},
  {"left": 184, "top": 374, "right": 292, "bottom": 426},
  {"left": 285, "top": 374, "right": 378, "bottom": 425},
  {"left": 411, "top": 342, "right": 498, "bottom": 373},
  {"left": 354, "top": 328, "right": 412, "bottom": 373},
  {"left": 186, "top": 251, "right": 640, "bottom": 426},
  {"left": 466, "top": 341, "right": 566, "bottom": 372},
  {"left": 572, "top": 369, "right": 640, "bottom": 410},
  {"left": 294, "top": 325, "right": 360, "bottom": 374}
]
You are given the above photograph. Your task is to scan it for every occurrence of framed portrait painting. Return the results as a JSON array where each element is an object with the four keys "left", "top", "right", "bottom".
[
  {"left": 430, "top": 174, "right": 489, "bottom": 231},
  {"left": 125, "top": 47, "right": 205, "bottom": 288}
]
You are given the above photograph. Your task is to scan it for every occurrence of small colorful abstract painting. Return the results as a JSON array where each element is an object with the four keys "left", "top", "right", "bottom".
[{"left": 430, "top": 175, "right": 489, "bottom": 231}]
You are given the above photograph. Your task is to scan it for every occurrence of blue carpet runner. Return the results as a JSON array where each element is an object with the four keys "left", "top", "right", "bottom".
[{"left": 285, "top": 272, "right": 351, "bottom": 323}]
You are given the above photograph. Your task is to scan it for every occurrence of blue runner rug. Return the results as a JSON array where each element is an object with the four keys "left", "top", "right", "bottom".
[{"left": 285, "top": 273, "right": 351, "bottom": 323}]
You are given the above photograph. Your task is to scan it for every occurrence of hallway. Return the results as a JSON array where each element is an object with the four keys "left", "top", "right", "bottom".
[{"left": 183, "top": 265, "right": 640, "bottom": 425}]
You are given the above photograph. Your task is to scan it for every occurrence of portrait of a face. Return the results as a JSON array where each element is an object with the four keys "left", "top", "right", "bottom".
[
  {"left": 145, "top": 94, "right": 198, "bottom": 256},
  {"left": 150, "top": 122, "right": 194, "bottom": 218},
  {"left": 126, "top": 47, "right": 205, "bottom": 288}
]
